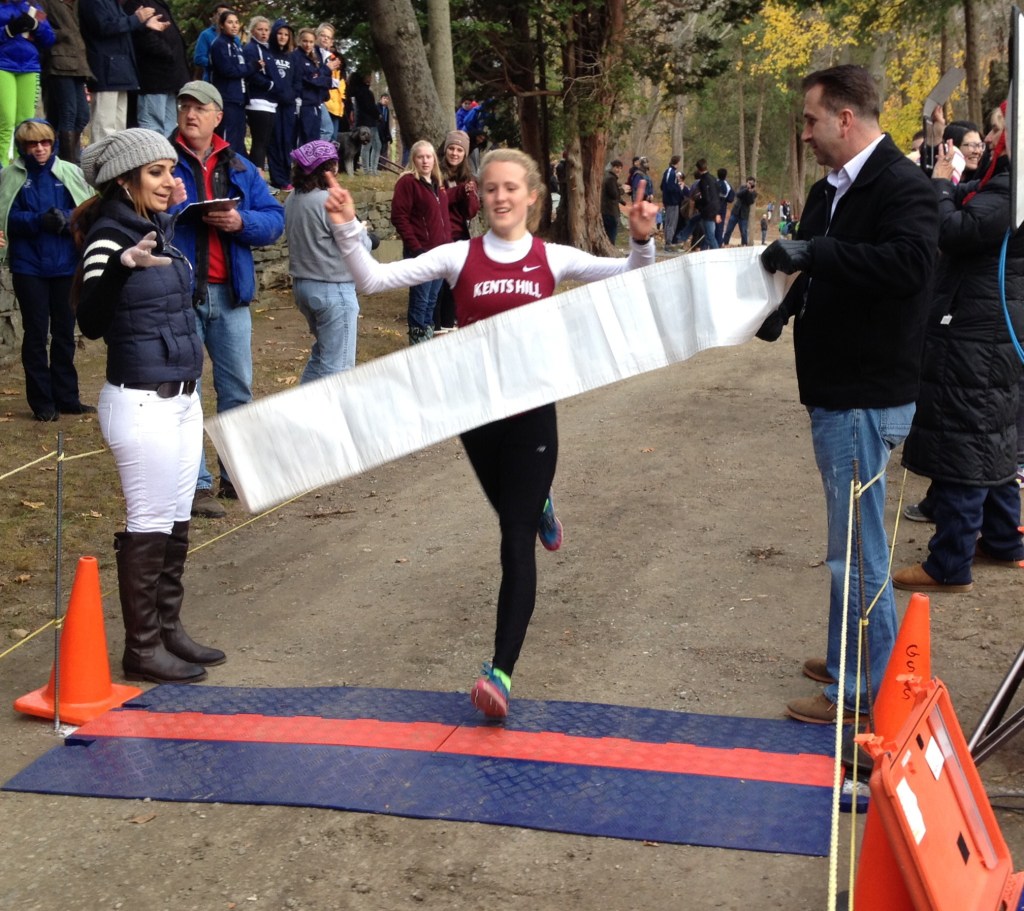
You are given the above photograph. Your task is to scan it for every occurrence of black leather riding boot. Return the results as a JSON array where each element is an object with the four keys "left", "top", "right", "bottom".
[
  {"left": 157, "top": 521, "right": 226, "bottom": 666},
  {"left": 115, "top": 531, "right": 207, "bottom": 684}
]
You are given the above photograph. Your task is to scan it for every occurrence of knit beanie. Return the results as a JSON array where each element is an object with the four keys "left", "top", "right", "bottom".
[
  {"left": 80, "top": 129, "right": 179, "bottom": 188},
  {"left": 444, "top": 130, "right": 470, "bottom": 156}
]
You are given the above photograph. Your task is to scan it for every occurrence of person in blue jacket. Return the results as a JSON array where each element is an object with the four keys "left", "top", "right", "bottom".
[
  {"left": 0, "top": 118, "right": 94, "bottom": 419},
  {"left": 190, "top": 1, "right": 229, "bottom": 79},
  {"left": 265, "top": 19, "right": 296, "bottom": 190},
  {"left": 291, "top": 27, "right": 333, "bottom": 146},
  {"left": 168, "top": 80, "right": 285, "bottom": 516},
  {"left": 0, "top": 1, "right": 54, "bottom": 165},
  {"left": 207, "top": 8, "right": 251, "bottom": 153}
]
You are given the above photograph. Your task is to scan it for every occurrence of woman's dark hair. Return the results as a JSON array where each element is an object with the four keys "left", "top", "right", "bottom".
[
  {"left": 441, "top": 144, "right": 475, "bottom": 185},
  {"left": 943, "top": 120, "right": 979, "bottom": 148},
  {"left": 217, "top": 8, "right": 237, "bottom": 29},
  {"left": 292, "top": 157, "right": 338, "bottom": 192}
]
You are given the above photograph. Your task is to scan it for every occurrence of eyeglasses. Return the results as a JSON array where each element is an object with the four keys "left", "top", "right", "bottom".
[
  {"left": 961, "top": 142, "right": 985, "bottom": 151},
  {"left": 177, "top": 102, "right": 218, "bottom": 115},
  {"left": 24, "top": 139, "right": 52, "bottom": 146}
]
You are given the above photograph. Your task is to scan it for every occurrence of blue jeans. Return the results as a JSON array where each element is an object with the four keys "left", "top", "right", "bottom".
[
  {"left": 809, "top": 403, "right": 915, "bottom": 708},
  {"left": 701, "top": 219, "right": 720, "bottom": 250},
  {"left": 136, "top": 94, "right": 177, "bottom": 137},
  {"left": 43, "top": 76, "right": 90, "bottom": 133},
  {"left": 407, "top": 272, "right": 442, "bottom": 331},
  {"left": 194, "top": 283, "right": 253, "bottom": 489},
  {"left": 723, "top": 212, "right": 749, "bottom": 246},
  {"left": 292, "top": 278, "right": 359, "bottom": 382},
  {"left": 924, "top": 480, "right": 1023, "bottom": 584}
]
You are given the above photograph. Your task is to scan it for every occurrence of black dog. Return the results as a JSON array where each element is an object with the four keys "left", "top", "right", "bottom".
[{"left": 336, "top": 127, "right": 373, "bottom": 176}]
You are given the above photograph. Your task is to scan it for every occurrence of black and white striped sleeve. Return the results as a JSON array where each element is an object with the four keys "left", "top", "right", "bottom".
[{"left": 76, "top": 229, "right": 134, "bottom": 340}]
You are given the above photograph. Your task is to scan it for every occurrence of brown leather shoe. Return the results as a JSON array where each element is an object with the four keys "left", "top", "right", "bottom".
[
  {"left": 786, "top": 693, "right": 857, "bottom": 725},
  {"left": 892, "top": 562, "right": 972, "bottom": 593},
  {"left": 802, "top": 657, "right": 836, "bottom": 684},
  {"left": 191, "top": 488, "right": 226, "bottom": 519}
]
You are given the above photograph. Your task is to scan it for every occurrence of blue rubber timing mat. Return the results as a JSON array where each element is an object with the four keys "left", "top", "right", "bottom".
[{"left": 4, "top": 686, "right": 839, "bottom": 855}]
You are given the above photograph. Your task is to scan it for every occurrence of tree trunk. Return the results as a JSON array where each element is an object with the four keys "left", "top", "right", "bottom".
[
  {"left": 556, "top": 0, "right": 625, "bottom": 254},
  {"left": 427, "top": 0, "right": 456, "bottom": 131},
  {"left": 367, "top": 0, "right": 450, "bottom": 150},
  {"left": 736, "top": 47, "right": 746, "bottom": 179},
  {"left": 963, "top": 0, "right": 981, "bottom": 126},
  {"left": 750, "top": 74, "right": 765, "bottom": 180}
]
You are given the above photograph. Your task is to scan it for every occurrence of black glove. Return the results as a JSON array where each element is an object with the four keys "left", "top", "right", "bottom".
[
  {"left": 761, "top": 239, "right": 814, "bottom": 275},
  {"left": 6, "top": 13, "right": 37, "bottom": 34},
  {"left": 39, "top": 208, "right": 67, "bottom": 234},
  {"left": 755, "top": 306, "right": 789, "bottom": 342}
]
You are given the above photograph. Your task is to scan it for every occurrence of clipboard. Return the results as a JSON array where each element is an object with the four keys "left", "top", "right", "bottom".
[{"left": 176, "top": 198, "right": 240, "bottom": 224}]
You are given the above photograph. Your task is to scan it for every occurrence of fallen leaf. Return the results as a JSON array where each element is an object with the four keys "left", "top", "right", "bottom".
[
  {"left": 640, "top": 447, "right": 655, "bottom": 453},
  {"left": 395, "top": 557, "right": 408, "bottom": 563},
  {"left": 277, "top": 375, "right": 299, "bottom": 386},
  {"left": 21, "top": 500, "right": 44, "bottom": 510},
  {"left": 0, "top": 416, "right": 12, "bottom": 422},
  {"left": 14, "top": 573, "right": 32, "bottom": 583},
  {"left": 80, "top": 510, "right": 104, "bottom": 519},
  {"left": 129, "top": 813, "right": 157, "bottom": 825}
]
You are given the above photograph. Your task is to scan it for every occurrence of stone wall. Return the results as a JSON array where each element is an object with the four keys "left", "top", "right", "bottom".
[{"left": 0, "top": 186, "right": 398, "bottom": 366}]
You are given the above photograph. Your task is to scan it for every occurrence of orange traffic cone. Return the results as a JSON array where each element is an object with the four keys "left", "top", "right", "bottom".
[
  {"left": 14, "top": 556, "right": 141, "bottom": 725},
  {"left": 851, "top": 591, "right": 932, "bottom": 910},
  {"left": 869, "top": 591, "right": 931, "bottom": 740}
]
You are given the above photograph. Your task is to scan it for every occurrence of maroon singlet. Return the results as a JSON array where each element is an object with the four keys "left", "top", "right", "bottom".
[{"left": 452, "top": 235, "right": 557, "bottom": 328}]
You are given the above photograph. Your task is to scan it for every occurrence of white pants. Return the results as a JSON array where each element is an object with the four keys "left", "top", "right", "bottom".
[
  {"left": 89, "top": 92, "right": 127, "bottom": 142},
  {"left": 98, "top": 383, "right": 203, "bottom": 533}
]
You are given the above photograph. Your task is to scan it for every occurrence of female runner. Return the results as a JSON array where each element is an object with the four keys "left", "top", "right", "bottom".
[{"left": 325, "top": 148, "right": 657, "bottom": 717}]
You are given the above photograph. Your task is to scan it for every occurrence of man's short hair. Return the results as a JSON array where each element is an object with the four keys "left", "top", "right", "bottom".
[
  {"left": 695, "top": 158, "right": 707, "bottom": 172},
  {"left": 610, "top": 159, "right": 623, "bottom": 168},
  {"left": 670, "top": 154, "right": 680, "bottom": 166},
  {"left": 802, "top": 64, "right": 880, "bottom": 121},
  {"left": 717, "top": 167, "right": 727, "bottom": 180}
]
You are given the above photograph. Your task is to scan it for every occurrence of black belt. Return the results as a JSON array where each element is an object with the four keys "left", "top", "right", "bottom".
[{"left": 123, "top": 380, "right": 198, "bottom": 398}]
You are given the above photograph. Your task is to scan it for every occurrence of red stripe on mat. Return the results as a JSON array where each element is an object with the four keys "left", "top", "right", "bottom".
[{"left": 78, "top": 712, "right": 834, "bottom": 787}]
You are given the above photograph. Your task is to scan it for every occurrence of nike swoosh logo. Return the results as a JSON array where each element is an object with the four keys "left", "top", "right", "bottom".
[{"left": 523, "top": 265, "right": 541, "bottom": 272}]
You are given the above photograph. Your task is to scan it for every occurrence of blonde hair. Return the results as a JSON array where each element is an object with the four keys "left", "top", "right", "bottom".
[
  {"left": 247, "top": 15, "right": 269, "bottom": 37},
  {"left": 479, "top": 148, "right": 546, "bottom": 233},
  {"left": 404, "top": 139, "right": 442, "bottom": 185},
  {"left": 15, "top": 120, "right": 55, "bottom": 149}
]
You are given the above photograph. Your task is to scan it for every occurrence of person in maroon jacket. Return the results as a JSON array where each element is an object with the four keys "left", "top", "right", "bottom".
[
  {"left": 434, "top": 129, "right": 478, "bottom": 333},
  {"left": 389, "top": 138, "right": 450, "bottom": 344}
]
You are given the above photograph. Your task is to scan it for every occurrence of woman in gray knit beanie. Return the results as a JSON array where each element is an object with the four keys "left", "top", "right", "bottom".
[{"left": 71, "top": 126, "right": 226, "bottom": 686}]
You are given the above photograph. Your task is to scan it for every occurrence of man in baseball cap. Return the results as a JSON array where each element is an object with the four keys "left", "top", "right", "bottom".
[{"left": 169, "top": 77, "right": 284, "bottom": 518}]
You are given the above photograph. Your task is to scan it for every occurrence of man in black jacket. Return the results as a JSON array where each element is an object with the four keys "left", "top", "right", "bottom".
[{"left": 758, "top": 64, "right": 939, "bottom": 725}]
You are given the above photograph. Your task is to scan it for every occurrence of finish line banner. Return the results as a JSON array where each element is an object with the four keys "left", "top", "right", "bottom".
[{"left": 206, "top": 246, "right": 788, "bottom": 513}]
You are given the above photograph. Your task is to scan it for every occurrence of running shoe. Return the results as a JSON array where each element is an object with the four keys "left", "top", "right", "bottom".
[
  {"left": 538, "top": 492, "right": 563, "bottom": 551},
  {"left": 470, "top": 661, "right": 510, "bottom": 718}
]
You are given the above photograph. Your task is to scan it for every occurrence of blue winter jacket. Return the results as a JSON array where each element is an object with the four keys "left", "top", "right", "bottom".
[
  {"left": 0, "top": 1, "right": 55, "bottom": 73},
  {"left": 209, "top": 33, "right": 250, "bottom": 106},
  {"left": 168, "top": 130, "right": 284, "bottom": 305},
  {"left": 266, "top": 21, "right": 296, "bottom": 104},
  {"left": 242, "top": 38, "right": 275, "bottom": 107},
  {"left": 291, "top": 48, "right": 330, "bottom": 106},
  {"left": 6, "top": 152, "right": 77, "bottom": 275},
  {"left": 78, "top": 0, "right": 142, "bottom": 91}
]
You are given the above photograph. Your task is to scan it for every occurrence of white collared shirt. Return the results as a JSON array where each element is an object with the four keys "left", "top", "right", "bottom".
[{"left": 826, "top": 134, "right": 885, "bottom": 219}]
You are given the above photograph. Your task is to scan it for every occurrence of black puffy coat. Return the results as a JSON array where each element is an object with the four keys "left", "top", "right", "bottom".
[{"left": 902, "top": 164, "right": 1024, "bottom": 486}]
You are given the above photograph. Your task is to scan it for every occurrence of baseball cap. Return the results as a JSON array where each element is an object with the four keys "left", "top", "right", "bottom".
[{"left": 177, "top": 80, "right": 223, "bottom": 110}]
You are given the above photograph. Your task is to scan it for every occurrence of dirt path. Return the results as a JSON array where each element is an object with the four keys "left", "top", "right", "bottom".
[{"left": 3, "top": 320, "right": 1023, "bottom": 910}]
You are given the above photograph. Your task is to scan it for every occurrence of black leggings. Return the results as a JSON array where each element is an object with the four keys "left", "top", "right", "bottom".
[{"left": 460, "top": 404, "right": 558, "bottom": 676}]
